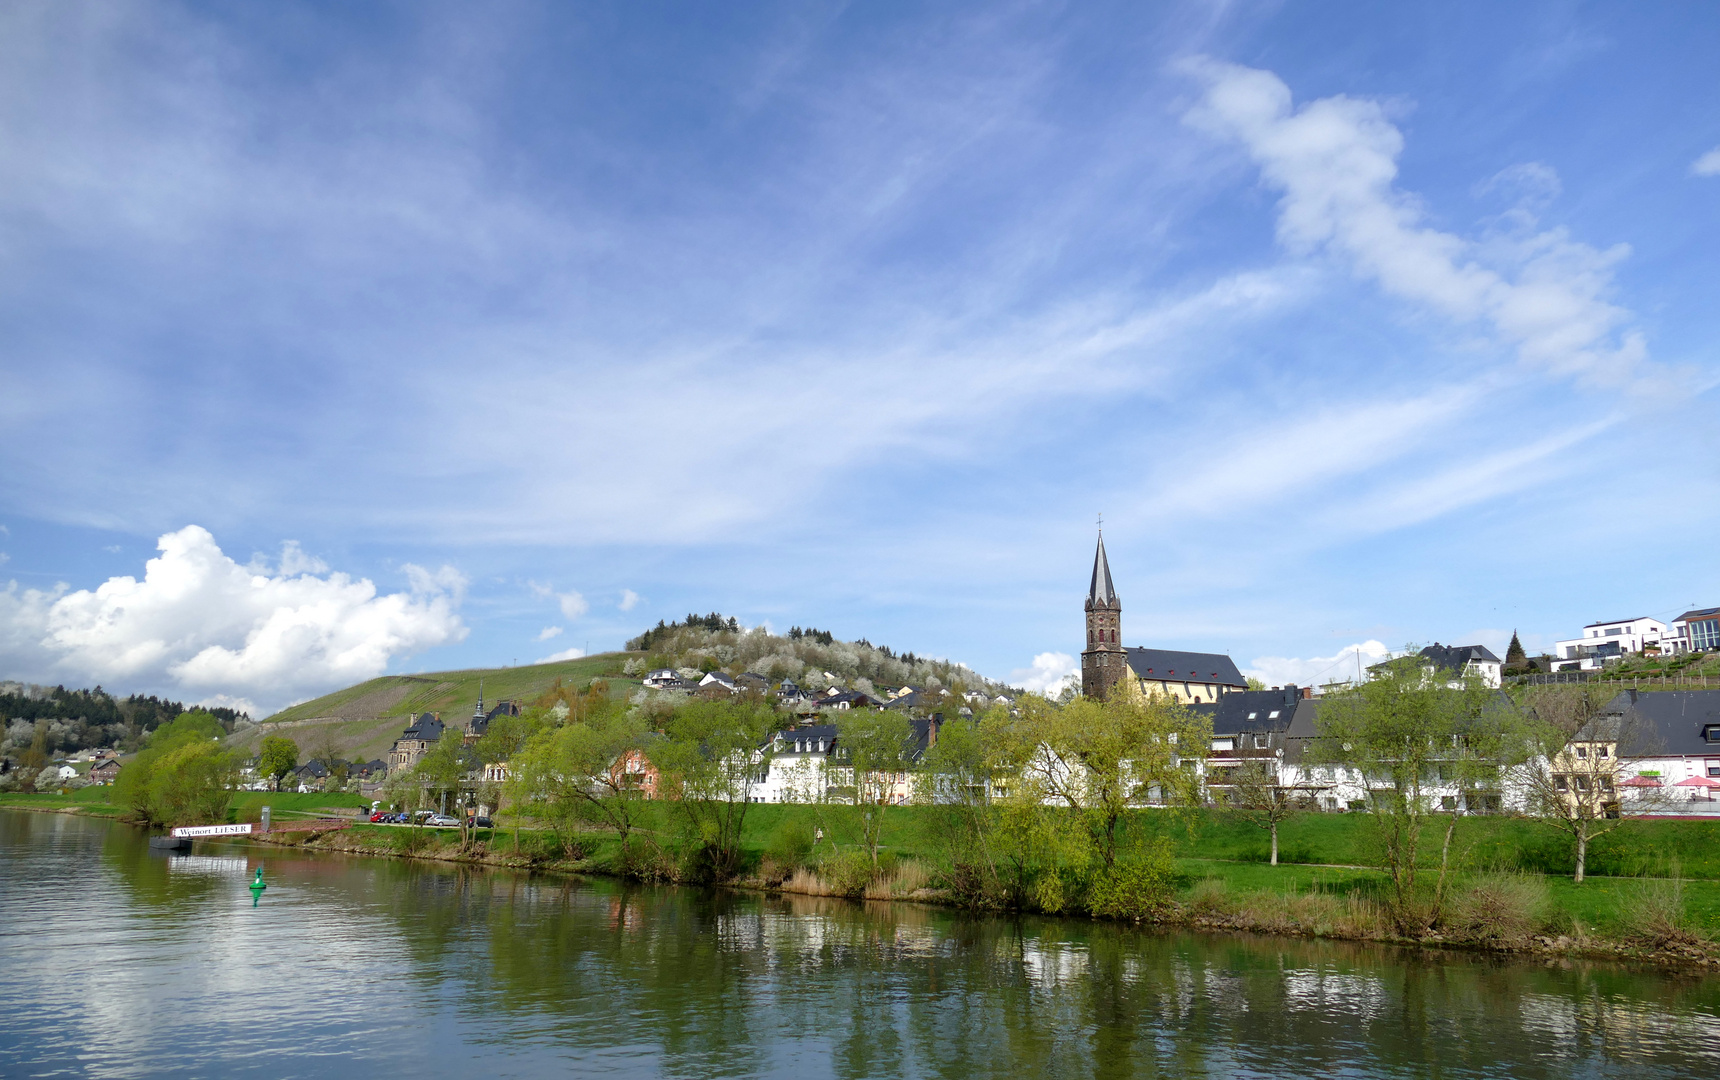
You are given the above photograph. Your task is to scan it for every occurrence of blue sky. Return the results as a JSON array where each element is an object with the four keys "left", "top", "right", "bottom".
[{"left": 2, "top": 1, "right": 1717, "bottom": 714}]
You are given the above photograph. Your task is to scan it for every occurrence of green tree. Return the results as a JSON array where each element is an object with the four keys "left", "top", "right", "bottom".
[
  {"left": 1506, "top": 631, "right": 1527, "bottom": 667},
  {"left": 835, "top": 709, "right": 913, "bottom": 868},
  {"left": 414, "top": 730, "right": 471, "bottom": 846},
  {"left": 113, "top": 711, "right": 236, "bottom": 826},
  {"left": 649, "top": 698, "right": 778, "bottom": 880},
  {"left": 258, "top": 736, "right": 299, "bottom": 791},
  {"left": 1314, "top": 654, "right": 1521, "bottom": 929},
  {"left": 476, "top": 710, "right": 544, "bottom": 853},
  {"left": 16, "top": 721, "right": 49, "bottom": 792},
  {"left": 1510, "top": 684, "right": 1660, "bottom": 882},
  {"left": 513, "top": 706, "right": 652, "bottom": 860},
  {"left": 1010, "top": 692, "right": 1208, "bottom": 870},
  {"left": 1224, "top": 758, "right": 1299, "bottom": 866}
]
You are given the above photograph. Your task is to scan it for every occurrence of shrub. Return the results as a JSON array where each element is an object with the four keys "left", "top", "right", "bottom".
[
  {"left": 765, "top": 819, "right": 814, "bottom": 872},
  {"left": 1185, "top": 878, "right": 1233, "bottom": 919},
  {"left": 816, "top": 848, "right": 878, "bottom": 899},
  {"left": 1447, "top": 872, "right": 1550, "bottom": 944},
  {"left": 1619, "top": 875, "right": 1704, "bottom": 948},
  {"left": 864, "top": 859, "right": 930, "bottom": 900},
  {"left": 1085, "top": 845, "right": 1177, "bottom": 921}
]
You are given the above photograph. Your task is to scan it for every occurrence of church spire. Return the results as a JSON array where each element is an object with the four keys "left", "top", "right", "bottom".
[
  {"left": 1081, "top": 524, "right": 1126, "bottom": 700},
  {"left": 1086, "top": 530, "right": 1118, "bottom": 610}
]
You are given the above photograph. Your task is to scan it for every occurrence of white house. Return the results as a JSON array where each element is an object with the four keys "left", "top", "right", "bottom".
[
  {"left": 1672, "top": 608, "right": 1720, "bottom": 656},
  {"left": 1553, "top": 617, "right": 1671, "bottom": 671}
]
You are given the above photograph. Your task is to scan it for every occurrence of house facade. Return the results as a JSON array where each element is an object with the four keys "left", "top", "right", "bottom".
[
  {"left": 1553, "top": 617, "right": 1672, "bottom": 670},
  {"left": 387, "top": 713, "right": 445, "bottom": 773}
]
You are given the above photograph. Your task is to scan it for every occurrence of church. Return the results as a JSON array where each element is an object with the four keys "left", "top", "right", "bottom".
[{"left": 1081, "top": 531, "right": 1247, "bottom": 703}]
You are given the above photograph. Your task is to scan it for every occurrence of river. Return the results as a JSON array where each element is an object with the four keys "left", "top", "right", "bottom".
[{"left": 3, "top": 810, "right": 1719, "bottom": 1078}]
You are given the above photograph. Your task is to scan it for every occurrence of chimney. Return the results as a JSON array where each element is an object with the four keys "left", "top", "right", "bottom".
[{"left": 1300, "top": 686, "right": 1313, "bottom": 699}]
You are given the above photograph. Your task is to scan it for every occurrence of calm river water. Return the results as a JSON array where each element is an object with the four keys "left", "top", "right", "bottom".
[{"left": 4, "top": 811, "right": 1720, "bottom": 1078}]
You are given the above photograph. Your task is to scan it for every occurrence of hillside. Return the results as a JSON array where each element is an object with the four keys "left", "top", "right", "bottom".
[{"left": 261, "top": 652, "right": 630, "bottom": 725}]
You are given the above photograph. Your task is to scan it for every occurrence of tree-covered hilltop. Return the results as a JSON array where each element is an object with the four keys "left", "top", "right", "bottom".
[
  {"left": 624, "top": 614, "right": 1008, "bottom": 694},
  {"left": 0, "top": 681, "right": 250, "bottom": 758}
]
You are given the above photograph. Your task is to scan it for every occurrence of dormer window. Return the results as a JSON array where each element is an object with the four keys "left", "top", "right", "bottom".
[{"left": 1704, "top": 726, "right": 1720, "bottom": 744}]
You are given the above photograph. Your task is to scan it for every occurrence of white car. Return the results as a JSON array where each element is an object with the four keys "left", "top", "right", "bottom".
[{"left": 425, "top": 814, "right": 461, "bottom": 827}]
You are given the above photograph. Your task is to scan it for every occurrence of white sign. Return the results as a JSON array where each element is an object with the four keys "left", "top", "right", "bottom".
[{"left": 170, "top": 823, "right": 256, "bottom": 839}]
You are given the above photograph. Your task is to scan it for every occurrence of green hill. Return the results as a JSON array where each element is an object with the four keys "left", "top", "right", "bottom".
[{"left": 235, "top": 653, "right": 639, "bottom": 762}]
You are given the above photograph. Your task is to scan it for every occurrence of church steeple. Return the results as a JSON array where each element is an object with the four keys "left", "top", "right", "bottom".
[
  {"left": 1081, "top": 527, "right": 1127, "bottom": 700},
  {"left": 1087, "top": 531, "right": 1118, "bottom": 610}
]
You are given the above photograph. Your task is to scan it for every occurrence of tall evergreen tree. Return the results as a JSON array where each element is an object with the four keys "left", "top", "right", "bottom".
[{"left": 1506, "top": 631, "right": 1527, "bottom": 665}]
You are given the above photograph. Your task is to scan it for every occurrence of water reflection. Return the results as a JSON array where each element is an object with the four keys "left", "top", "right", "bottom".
[{"left": 4, "top": 809, "right": 1719, "bottom": 1079}]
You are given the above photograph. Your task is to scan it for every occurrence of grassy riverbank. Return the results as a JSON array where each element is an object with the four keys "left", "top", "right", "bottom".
[{"left": 9, "top": 790, "right": 1718, "bottom": 961}]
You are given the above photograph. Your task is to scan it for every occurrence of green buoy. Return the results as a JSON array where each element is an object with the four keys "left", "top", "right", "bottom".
[{"left": 250, "top": 868, "right": 267, "bottom": 907}]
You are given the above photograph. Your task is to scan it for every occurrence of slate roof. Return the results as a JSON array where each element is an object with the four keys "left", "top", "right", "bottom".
[
  {"left": 1675, "top": 608, "right": 1720, "bottom": 623},
  {"left": 1124, "top": 648, "right": 1246, "bottom": 688},
  {"left": 1592, "top": 690, "right": 1720, "bottom": 758},
  {"left": 399, "top": 714, "right": 444, "bottom": 742},
  {"left": 1418, "top": 644, "right": 1501, "bottom": 672},
  {"left": 1189, "top": 686, "right": 1305, "bottom": 736}
]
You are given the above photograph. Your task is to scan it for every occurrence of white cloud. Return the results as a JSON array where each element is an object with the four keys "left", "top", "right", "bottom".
[
  {"left": 1009, "top": 651, "right": 1079, "bottom": 696},
  {"left": 618, "top": 589, "right": 641, "bottom": 612},
  {"left": 536, "top": 626, "right": 563, "bottom": 641},
  {"left": 1182, "top": 59, "right": 1650, "bottom": 389},
  {"left": 1692, "top": 147, "right": 1720, "bottom": 177},
  {"left": 536, "top": 646, "right": 586, "bottom": 663},
  {"left": 0, "top": 525, "right": 466, "bottom": 715},
  {"left": 1245, "top": 640, "right": 1390, "bottom": 689},
  {"left": 558, "top": 591, "right": 588, "bottom": 620}
]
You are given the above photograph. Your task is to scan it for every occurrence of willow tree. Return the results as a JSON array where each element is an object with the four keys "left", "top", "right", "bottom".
[
  {"left": 835, "top": 708, "right": 913, "bottom": 868},
  {"left": 1314, "top": 656, "right": 1523, "bottom": 929},
  {"left": 649, "top": 698, "right": 778, "bottom": 880},
  {"left": 1010, "top": 692, "right": 1208, "bottom": 870}
]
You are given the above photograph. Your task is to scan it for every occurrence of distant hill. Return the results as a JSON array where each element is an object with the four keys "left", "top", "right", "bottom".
[{"left": 259, "top": 653, "right": 630, "bottom": 726}]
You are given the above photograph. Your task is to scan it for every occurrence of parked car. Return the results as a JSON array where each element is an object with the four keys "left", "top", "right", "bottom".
[
  {"left": 425, "top": 814, "right": 461, "bottom": 827},
  {"left": 369, "top": 812, "right": 387, "bottom": 823},
  {"left": 467, "top": 816, "right": 493, "bottom": 829}
]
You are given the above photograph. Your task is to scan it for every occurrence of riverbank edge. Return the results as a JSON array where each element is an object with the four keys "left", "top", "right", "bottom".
[
  {"left": 240, "top": 817, "right": 1720, "bottom": 972},
  {"left": 12, "top": 800, "right": 1715, "bottom": 970}
]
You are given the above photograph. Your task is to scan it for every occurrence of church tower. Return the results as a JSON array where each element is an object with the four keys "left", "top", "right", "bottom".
[{"left": 1081, "top": 530, "right": 1128, "bottom": 699}]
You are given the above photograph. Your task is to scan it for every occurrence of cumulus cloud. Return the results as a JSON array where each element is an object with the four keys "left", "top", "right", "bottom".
[
  {"left": 1182, "top": 59, "right": 1649, "bottom": 388},
  {"left": 1693, "top": 148, "right": 1720, "bottom": 177},
  {"left": 558, "top": 591, "right": 588, "bottom": 620},
  {"left": 1010, "top": 651, "right": 1079, "bottom": 696},
  {"left": 536, "top": 646, "right": 586, "bottom": 663},
  {"left": 618, "top": 589, "right": 641, "bottom": 612},
  {"left": 1245, "top": 640, "right": 1390, "bottom": 689},
  {"left": 0, "top": 525, "right": 466, "bottom": 715},
  {"left": 536, "top": 626, "right": 564, "bottom": 641}
]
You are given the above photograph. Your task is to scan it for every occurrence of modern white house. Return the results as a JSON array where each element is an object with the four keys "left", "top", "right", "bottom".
[
  {"left": 1672, "top": 608, "right": 1720, "bottom": 655},
  {"left": 1552, "top": 617, "right": 1671, "bottom": 671}
]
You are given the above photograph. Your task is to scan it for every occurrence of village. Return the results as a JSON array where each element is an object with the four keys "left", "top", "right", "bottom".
[{"left": 103, "top": 535, "right": 1708, "bottom": 837}]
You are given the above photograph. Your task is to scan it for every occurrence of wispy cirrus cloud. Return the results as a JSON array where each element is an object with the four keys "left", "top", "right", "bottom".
[{"left": 1181, "top": 58, "right": 1654, "bottom": 390}]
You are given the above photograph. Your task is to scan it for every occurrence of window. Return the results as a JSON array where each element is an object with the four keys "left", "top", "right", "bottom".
[
  {"left": 1268, "top": 710, "right": 1280, "bottom": 719},
  {"left": 1597, "top": 746, "right": 1609, "bottom": 758},
  {"left": 1247, "top": 712, "right": 1258, "bottom": 720},
  {"left": 1555, "top": 775, "right": 1568, "bottom": 792},
  {"left": 1575, "top": 746, "right": 1587, "bottom": 759},
  {"left": 1574, "top": 776, "right": 1591, "bottom": 792},
  {"left": 1441, "top": 796, "right": 1457, "bottom": 810},
  {"left": 1253, "top": 734, "right": 1269, "bottom": 749}
]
